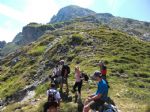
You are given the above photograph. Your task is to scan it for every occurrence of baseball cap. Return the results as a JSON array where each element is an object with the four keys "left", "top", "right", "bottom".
[
  {"left": 59, "top": 60, "right": 64, "bottom": 64},
  {"left": 91, "top": 71, "right": 102, "bottom": 80}
]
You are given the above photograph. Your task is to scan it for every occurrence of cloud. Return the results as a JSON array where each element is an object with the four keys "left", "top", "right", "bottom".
[
  {"left": 0, "top": 20, "right": 22, "bottom": 42},
  {"left": 0, "top": 3, "right": 25, "bottom": 23},
  {"left": 0, "top": 0, "right": 59, "bottom": 24},
  {"left": 70, "top": 0, "right": 94, "bottom": 8},
  {"left": 0, "top": 26, "right": 20, "bottom": 42},
  {"left": 23, "top": 0, "right": 60, "bottom": 23}
]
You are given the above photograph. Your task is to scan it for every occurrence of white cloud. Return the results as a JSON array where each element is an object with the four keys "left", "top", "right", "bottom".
[
  {"left": 23, "top": 0, "right": 59, "bottom": 23},
  {"left": 70, "top": 0, "right": 94, "bottom": 8},
  {"left": 0, "top": 0, "right": 59, "bottom": 24},
  {"left": 0, "top": 3, "right": 25, "bottom": 23},
  {"left": 0, "top": 27, "right": 19, "bottom": 42},
  {"left": 0, "top": 20, "right": 21, "bottom": 42}
]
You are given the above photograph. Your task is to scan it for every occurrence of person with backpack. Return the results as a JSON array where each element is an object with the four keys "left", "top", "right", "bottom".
[
  {"left": 59, "top": 60, "right": 70, "bottom": 93},
  {"left": 72, "top": 66, "right": 83, "bottom": 98},
  {"left": 51, "top": 65, "right": 62, "bottom": 87},
  {"left": 83, "top": 71, "right": 108, "bottom": 112},
  {"left": 44, "top": 83, "right": 61, "bottom": 112}
]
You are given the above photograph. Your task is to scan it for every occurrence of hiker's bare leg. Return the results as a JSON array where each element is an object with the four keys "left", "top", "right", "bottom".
[{"left": 83, "top": 104, "right": 90, "bottom": 112}]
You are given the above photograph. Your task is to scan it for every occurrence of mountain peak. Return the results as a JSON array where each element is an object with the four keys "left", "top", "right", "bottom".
[{"left": 50, "top": 5, "right": 96, "bottom": 23}]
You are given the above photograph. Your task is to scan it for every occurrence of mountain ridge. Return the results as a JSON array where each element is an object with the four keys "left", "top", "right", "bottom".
[{"left": 0, "top": 5, "right": 150, "bottom": 57}]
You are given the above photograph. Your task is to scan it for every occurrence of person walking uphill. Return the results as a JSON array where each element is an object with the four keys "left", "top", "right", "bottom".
[
  {"left": 72, "top": 66, "right": 83, "bottom": 97},
  {"left": 59, "top": 60, "right": 70, "bottom": 93},
  {"left": 83, "top": 71, "right": 108, "bottom": 112}
]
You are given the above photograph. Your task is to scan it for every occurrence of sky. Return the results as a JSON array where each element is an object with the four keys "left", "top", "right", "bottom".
[{"left": 0, "top": 0, "right": 150, "bottom": 42}]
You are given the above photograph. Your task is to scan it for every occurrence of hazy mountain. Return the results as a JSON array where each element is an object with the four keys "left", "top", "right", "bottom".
[{"left": 0, "top": 41, "right": 6, "bottom": 49}]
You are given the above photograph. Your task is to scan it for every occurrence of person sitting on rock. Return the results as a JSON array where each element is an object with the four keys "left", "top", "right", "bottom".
[{"left": 83, "top": 71, "right": 108, "bottom": 112}]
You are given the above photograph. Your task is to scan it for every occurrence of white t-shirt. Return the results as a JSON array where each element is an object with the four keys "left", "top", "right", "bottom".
[{"left": 47, "top": 88, "right": 61, "bottom": 103}]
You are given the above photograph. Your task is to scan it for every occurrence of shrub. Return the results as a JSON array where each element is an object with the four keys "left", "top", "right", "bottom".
[
  {"left": 70, "top": 34, "right": 84, "bottom": 45},
  {"left": 35, "top": 82, "right": 49, "bottom": 96},
  {"left": 28, "top": 46, "right": 46, "bottom": 56}
]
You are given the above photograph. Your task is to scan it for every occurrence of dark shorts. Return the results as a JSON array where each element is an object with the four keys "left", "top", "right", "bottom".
[
  {"left": 90, "top": 99, "right": 105, "bottom": 110},
  {"left": 73, "top": 81, "right": 82, "bottom": 94},
  {"left": 62, "top": 77, "right": 68, "bottom": 84},
  {"left": 43, "top": 102, "right": 58, "bottom": 112}
]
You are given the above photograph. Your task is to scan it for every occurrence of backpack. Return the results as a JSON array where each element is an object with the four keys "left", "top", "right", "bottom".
[
  {"left": 81, "top": 73, "right": 89, "bottom": 81},
  {"left": 61, "top": 65, "right": 70, "bottom": 77},
  {"left": 65, "top": 65, "right": 70, "bottom": 74},
  {"left": 64, "top": 65, "right": 70, "bottom": 74},
  {"left": 48, "top": 89, "right": 57, "bottom": 102},
  {"left": 103, "top": 104, "right": 118, "bottom": 112}
]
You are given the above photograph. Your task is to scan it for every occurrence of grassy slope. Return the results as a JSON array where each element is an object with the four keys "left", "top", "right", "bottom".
[{"left": 0, "top": 23, "right": 150, "bottom": 112}]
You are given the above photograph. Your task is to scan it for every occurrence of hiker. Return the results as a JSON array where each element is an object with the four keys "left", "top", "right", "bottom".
[
  {"left": 83, "top": 71, "right": 108, "bottom": 112},
  {"left": 44, "top": 83, "right": 61, "bottom": 112},
  {"left": 98, "top": 60, "right": 109, "bottom": 87},
  {"left": 72, "top": 66, "right": 83, "bottom": 97},
  {"left": 99, "top": 61, "right": 107, "bottom": 80},
  {"left": 51, "top": 65, "right": 62, "bottom": 87},
  {"left": 60, "top": 60, "right": 70, "bottom": 93}
]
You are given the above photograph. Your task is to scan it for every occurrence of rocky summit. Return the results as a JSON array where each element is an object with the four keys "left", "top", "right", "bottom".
[{"left": 50, "top": 5, "right": 96, "bottom": 23}]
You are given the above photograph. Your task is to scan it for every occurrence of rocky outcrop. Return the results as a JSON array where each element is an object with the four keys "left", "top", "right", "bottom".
[
  {"left": 1, "top": 76, "right": 49, "bottom": 107},
  {"left": 13, "top": 23, "right": 55, "bottom": 45},
  {"left": 0, "top": 41, "right": 6, "bottom": 49}
]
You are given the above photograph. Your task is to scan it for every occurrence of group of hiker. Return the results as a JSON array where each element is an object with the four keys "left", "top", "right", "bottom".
[{"left": 44, "top": 60, "right": 109, "bottom": 112}]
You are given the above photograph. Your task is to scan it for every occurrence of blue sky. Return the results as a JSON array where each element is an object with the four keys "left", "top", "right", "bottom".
[{"left": 0, "top": 0, "right": 150, "bottom": 42}]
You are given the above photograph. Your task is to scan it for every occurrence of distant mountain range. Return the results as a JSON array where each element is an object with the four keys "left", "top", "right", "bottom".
[
  {"left": 1, "top": 5, "right": 150, "bottom": 56},
  {"left": 50, "top": 5, "right": 150, "bottom": 41}
]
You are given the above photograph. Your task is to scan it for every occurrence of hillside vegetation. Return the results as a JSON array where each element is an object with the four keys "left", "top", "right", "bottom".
[{"left": 0, "top": 22, "right": 150, "bottom": 112}]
